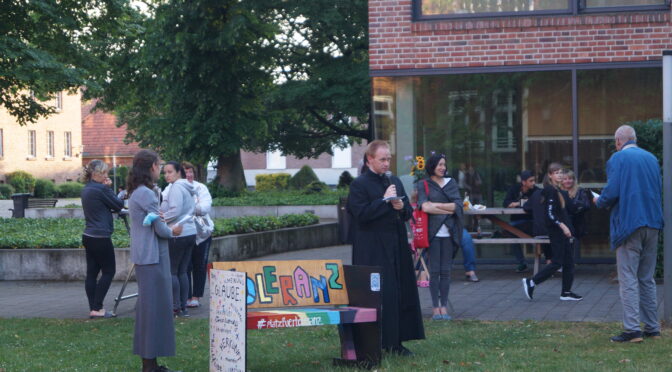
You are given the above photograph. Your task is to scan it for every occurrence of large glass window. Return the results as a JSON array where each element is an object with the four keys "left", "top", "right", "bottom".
[
  {"left": 421, "top": 0, "right": 569, "bottom": 15},
  {"left": 585, "top": 0, "right": 666, "bottom": 8}
]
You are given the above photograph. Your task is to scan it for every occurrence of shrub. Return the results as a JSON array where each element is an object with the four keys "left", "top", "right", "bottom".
[
  {"left": 303, "top": 181, "right": 328, "bottom": 194},
  {"left": 33, "top": 179, "right": 57, "bottom": 198},
  {"left": 6, "top": 171, "right": 36, "bottom": 193},
  {"left": 207, "top": 178, "right": 242, "bottom": 198},
  {"left": 288, "top": 165, "right": 320, "bottom": 190},
  {"left": 337, "top": 171, "right": 354, "bottom": 189},
  {"left": 0, "top": 184, "right": 15, "bottom": 199},
  {"left": 57, "top": 182, "right": 84, "bottom": 198},
  {"left": 212, "top": 189, "right": 348, "bottom": 206},
  {"left": 255, "top": 173, "right": 290, "bottom": 192}
]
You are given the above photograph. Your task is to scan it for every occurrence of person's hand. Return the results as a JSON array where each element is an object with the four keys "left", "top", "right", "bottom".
[
  {"left": 103, "top": 177, "right": 112, "bottom": 187},
  {"left": 559, "top": 223, "right": 572, "bottom": 238},
  {"left": 391, "top": 199, "right": 403, "bottom": 210},
  {"left": 383, "top": 185, "right": 397, "bottom": 198},
  {"left": 507, "top": 202, "right": 518, "bottom": 208},
  {"left": 171, "top": 224, "right": 183, "bottom": 236},
  {"left": 593, "top": 196, "right": 599, "bottom": 205}
]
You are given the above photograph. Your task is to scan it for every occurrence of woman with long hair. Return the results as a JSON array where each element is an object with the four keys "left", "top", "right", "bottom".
[
  {"left": 522, "top": 162, "right": 583, "bottom": 302},
  {"left": 160, "top": 161, "right": 197, "bottom": 317},
  {"left": 416, "top": 153, "right": 463, "bottom": 320},
  {"left": 127, "top": 150, "right": 182, "bottom": 372},
  {"left": 81, "top": 159, "right": 124, "bottom": 318},
  {"left": 561, "top": 169, "right": 592, "bottom": 250}
]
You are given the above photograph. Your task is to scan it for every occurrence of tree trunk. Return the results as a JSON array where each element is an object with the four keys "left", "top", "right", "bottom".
[{"left": 215, "top": 150, "right": 247, "bottom": 193}]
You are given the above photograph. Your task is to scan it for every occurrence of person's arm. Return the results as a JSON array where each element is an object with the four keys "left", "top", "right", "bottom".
[
  {"left": 544, "top": 187, "right": 571, "bottom": 237},
  {"left": 503, "top": 185, "right": 518, "bottom": 208},
  {"left": 137, "top": 188, "right": 175, "bottom": 238},
  {"left": 162, "top": 184, "right": 184, "bottom": 224},
  {"left": 418, "top": 180, "right": 450, "bottom": 215},
  {"left": 194, "top": 183, "right": 212, "bottom": 216},
  {"left": 100, "top": 185, "right": 124, "bottom": 212},
  {"left": 596, "top": 158, "right": 619, "bottom": 209},
  {"left": 347, "top": 180, "right": 391, "bottom": 223}
]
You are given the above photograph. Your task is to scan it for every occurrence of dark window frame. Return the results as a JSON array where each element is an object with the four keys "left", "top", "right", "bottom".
[{"left": 413, "top": 0, "right": 669, "bottom": 21}]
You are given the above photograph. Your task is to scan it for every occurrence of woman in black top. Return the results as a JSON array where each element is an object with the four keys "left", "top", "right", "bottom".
[
  {"left": 416, "top": 154, "right": 463, "bottom": 320},
  {"left": 522, "top": 163, "right": 583, "bottom": 302},
  {"left": 81, "top": 159, "right": 125, "bottom": 318},
  {"left": 561, "top": 169, "right": 592, "bottom": 243}
]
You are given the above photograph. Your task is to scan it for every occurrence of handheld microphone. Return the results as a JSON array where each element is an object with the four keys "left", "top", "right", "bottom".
[{"left": 382, "top": 171, "right": 392, "bottom": 188}]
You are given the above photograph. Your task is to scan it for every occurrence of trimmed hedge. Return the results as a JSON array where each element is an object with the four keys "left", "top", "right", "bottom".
[
  {"left": 6, "top": 171, "right": 36, "bottom": 193},
  {"left": 34, "top": 179, "right": 57, "bottom": 198},
  {"left": 288, "top": 165, "right": 319, "bottom": 190},
  {"left": 57, "top": 182, "right": 84, "bottom": 198},
  {"left": 212, "top": 189, "right": 348, "bottom": 206},
  {"left": 0, "top": 184, "right": 15, "bottom": 199},
  {"left": 337, "top": 171, "right": 354, "bottom": 189},
  {"left": 255, "top": 173, "right": 290, "bottom": 192},
  {"left": 0, "top": 213, "right": 319, "bottom": 249}
]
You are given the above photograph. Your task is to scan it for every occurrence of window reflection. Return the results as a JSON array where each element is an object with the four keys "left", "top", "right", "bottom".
[
  {"left": 585, "top": 0, "right": 666, "bottom": 7},
  {"left": 421, "top": 0, "right": 568, "bottom": 15}
]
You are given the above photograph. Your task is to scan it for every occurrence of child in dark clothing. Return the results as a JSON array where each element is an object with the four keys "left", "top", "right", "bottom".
[{"left": 522, "top": 163, "right": 583, "bottom": 301}]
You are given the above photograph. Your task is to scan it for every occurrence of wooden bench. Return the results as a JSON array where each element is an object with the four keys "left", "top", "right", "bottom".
[
  {"left": 470, "top": 236, "right": 550, "bottom": 274},
  {"left": 210, "top": 260, "right": 382, "bottom": 371},
  {"left": 27, "top": 198, "right": 58, "bottom": 208}
]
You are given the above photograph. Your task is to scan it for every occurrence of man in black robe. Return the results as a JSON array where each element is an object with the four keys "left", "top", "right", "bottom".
[{"left": 347, "top": 140, "right": 425, "bottom": 356}]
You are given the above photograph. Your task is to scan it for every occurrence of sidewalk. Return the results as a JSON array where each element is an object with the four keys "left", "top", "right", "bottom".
[
  {"left": 0, "top": 198, "right": 81, "bottom": 218},
  {"left": 0, "top": 244, "right": 662, "bottom": 322}
]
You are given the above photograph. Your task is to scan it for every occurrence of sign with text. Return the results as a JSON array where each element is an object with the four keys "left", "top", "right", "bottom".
[
  {"left": 212, "top": 260, "right": 349, "bottom": 308},
  {"left": 210, "top": 270, "right": 246, "bottom": 372}
]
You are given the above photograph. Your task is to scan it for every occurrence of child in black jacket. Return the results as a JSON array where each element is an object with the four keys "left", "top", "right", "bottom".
[{"left": 522, "top": 163, "right": 583, "bottom": 302}]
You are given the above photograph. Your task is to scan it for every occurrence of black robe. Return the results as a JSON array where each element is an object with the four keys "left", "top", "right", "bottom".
[{"left": 347, "top": 169, "right": 425, "bottom": 348}]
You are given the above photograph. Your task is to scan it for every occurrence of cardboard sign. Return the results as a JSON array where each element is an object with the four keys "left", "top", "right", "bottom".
[
  {"left": 210, "top": 270, "right": 246, "bottom": 372},
  {"left": 212, "top": 260, "right": 349, "bottom": 308}
]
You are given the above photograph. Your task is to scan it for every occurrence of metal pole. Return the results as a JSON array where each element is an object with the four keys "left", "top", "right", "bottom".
[
  {"left": 662, "top": 50, "right": 672, "bottom": 325},
  {"left": 112, "top": 155, "right": 117, "bottom": 192}
]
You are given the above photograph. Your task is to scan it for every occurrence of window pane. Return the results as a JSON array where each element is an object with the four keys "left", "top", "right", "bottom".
[
  {"left": 422, "top": 0, "right": 568, "bottom": 15},
  {"left": 585, "top": 0, "right": 666, "bottom": 7},
  {"left": 64, "top": 132, "right": 72, "bottom": 157},
  {"left": 47, "top": 131, "right": 54, "bottom": 157}
]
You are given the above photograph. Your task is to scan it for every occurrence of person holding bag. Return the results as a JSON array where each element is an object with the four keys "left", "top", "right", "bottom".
[{"left": 416, "top": 153, "right": 463, "bottom": 320}]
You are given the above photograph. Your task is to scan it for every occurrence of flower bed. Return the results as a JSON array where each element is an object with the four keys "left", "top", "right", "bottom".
[{"left": 0, "top": 213, "right": 319, "bottom": 249}]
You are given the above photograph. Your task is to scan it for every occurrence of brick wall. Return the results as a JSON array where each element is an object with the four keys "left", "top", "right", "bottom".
[
  {"left": 0, "top": 91, "right": 83, "bottom": 183},
  {"left": 369, "top": 1, "right": 672, "bottom": 71}
]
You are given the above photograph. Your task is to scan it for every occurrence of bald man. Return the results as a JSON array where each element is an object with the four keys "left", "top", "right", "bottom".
[{"left": 595, "top": 125, "right": 663, "bottom": 343}]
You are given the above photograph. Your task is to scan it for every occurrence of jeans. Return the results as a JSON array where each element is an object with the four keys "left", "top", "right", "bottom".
[
  {"left": 460, "top": 229, "right": 476, "bottom": 272},
  {"left": 616, "top": 227, "right": 660, "bottom": 333},
  {"left": 428, "top": 237, "right": 453, "bottom": 308},
  {"left": 188, "top": 236, "right": 212, "bottom": 299},
  {"left": 82, "top": 235, "right": 116, "bottom": 311},
  {"left": 169, "top": 235, "right": 196, "bottom": 311}
]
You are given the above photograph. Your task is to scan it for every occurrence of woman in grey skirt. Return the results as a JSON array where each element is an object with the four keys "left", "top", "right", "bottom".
[{"left": 127, "top": 150, "right": 182, "bottom": 372}]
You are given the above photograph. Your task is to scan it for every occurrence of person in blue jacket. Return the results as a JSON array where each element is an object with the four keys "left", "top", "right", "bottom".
[{"left": 595, "top": 125, "right": 663, "bottom": 343}]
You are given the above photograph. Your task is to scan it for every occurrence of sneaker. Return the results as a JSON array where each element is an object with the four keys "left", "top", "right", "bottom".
[
  {"left": 643, "top": 331, "right": 661, "bottom": 339},
  {"left": 186, "top": 299, "right": 200, "bottom": 308},
  {"left": 516, "top": 264, "right": 529, "bottom": 273},
  {"left": 522, "top": 278, "right": 534, "bottom": 300},
  {"left": 175, "top": 309, "right": 190, "bottom": 318},
  {"left": 560, "top": 292, "right": 583, "bottom": 301},
  {"left": 465, "top": 273, "right": 480, "bottom": 282},
  {"left": 610, "top": 331, "right": 643, "bottom": 343}
]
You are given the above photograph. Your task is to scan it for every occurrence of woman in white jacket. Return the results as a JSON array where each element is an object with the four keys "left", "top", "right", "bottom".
[
  {"left": 161, "top": 161, "right": 196, "bottom": 317},
  {"left": 182, "top": 162, "right": 213, "bottom": 308}
]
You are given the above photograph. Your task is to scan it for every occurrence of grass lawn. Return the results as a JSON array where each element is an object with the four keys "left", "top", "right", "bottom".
[{"left": 1, "top": 318, "right": 670, "bottom": 372}]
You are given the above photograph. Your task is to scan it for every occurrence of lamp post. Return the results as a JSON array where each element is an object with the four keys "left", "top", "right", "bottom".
[{"left": 663, "top": 50, "right": 672, "bottom": 324}]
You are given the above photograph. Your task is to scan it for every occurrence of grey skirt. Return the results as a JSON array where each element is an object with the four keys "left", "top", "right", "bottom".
[{"left": 133, "top": 239, "right": 175, "bottom": 358}]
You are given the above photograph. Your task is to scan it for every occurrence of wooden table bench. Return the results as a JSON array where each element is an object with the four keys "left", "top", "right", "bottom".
[
  {"left": 465, "top": 208, "right": 550, "bottom": 274},
  {"left": 210, "top": 260, "right": 382, "bottom": 371}
]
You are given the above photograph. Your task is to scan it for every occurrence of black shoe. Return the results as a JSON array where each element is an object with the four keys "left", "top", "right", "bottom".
[
  {"left": 516, "top": 264, "right": 529, "bottom": 273},
  {"left": 610, "top": 331, "right": 643, "bottom": 343},
  {"left": 560, "top": 292, "right": 583, "bottom": 301},
  {"left": 178, "top": 309, "right": 191, "bottom": 318},
  {"left": 152, "top": 366, "right": 182, "bottom": 372},
  {"left": 384, "top": 345, "right": 414, "bottom": 357},
  {"left": 643, "top": 331, "right": 661, "bottom": 339},
  {"left": 522, "top": 278, "right": 534, "bottom": 300}
]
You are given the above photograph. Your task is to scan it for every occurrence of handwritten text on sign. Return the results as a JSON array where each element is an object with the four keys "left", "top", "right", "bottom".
[
  {"left": 210, "top": 270, "right": 246, "bottom": 372},
  {"left": 212, "top": 260, "right": 348, "bottom": 308}
]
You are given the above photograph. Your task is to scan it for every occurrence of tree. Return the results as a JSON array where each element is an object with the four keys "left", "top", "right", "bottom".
[
  {"left": 267, "top": 0, "right": 371, "bottom": 158},
  {"left": 0, "top": 0, "right": 134, "bottom": 125},
  {"left": 95, "top": 0, "right": 279, "bottom": 192}
]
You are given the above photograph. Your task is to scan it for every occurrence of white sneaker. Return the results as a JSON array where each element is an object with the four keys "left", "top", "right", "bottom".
[{"left": 186, "top": 299, "right": 200, "bottom": 308}]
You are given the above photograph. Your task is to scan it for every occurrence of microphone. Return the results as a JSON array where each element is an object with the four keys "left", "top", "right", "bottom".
[{"left": 382, "top": 171, "right": 392, "bottom": 188}]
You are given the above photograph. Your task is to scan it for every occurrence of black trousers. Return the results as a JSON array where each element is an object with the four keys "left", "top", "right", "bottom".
[
  {"left": 531, "top": 228, "right": 575, "bottom": 294},
  {"left": 188, "top": 236, "right": 212, "bottom": 299},
  {"left": 82, "top": 235, "right": 116, "bottom": 311},
  {"left": 169, "top": 235, "right": 195, "bottom": 311}
]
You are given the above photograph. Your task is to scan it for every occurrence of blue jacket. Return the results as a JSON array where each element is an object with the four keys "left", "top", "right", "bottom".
[
  {"left": 81, "top": 181, "right": 125, "bottom": 237},
  {"left": 597, "top": 145, "right": 663, "bottom": 250}
]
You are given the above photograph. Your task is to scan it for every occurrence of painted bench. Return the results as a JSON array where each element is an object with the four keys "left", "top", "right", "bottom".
[{"left": 209, "top": 260, "right": 382, "bottom": 371}]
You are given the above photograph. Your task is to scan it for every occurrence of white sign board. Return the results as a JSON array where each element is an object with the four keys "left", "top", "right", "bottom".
[{"left": 210, "top": 270, "right": 246, "bottom": 372}]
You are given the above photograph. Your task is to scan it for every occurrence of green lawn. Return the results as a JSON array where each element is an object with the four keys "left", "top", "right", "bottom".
[{"left": 1, "top": 318, "right": 670, "bottom": 372}]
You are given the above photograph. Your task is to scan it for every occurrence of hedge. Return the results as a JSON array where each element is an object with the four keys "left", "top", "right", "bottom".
[
  {"left": 6, "top": 171, "right": 36, "bottom": 193},
  {"left": 0, "top": 184, "right": 15, "bottom": 199},
  {"left": 212, "top": 190, "right": 347, "bottom": 206},
  {"left": 34, "top": 179, "right": 57, "bottom": 198},
  {"left": 255, "top": 173, "right": 290, "bottom": 192},
  {"left": 57, "top": 182, "right": 84, "bottom": 198},
  {"left": 0, "top": 213, "right": 319, "bottom": 249},
  {"left": 288, "top": 165, "right": 319, "bottom": 190}
]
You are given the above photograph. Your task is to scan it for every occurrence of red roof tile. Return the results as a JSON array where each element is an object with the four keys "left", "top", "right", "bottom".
[{"left": 81, "top": 101, "right": 142, "bottom": 157}]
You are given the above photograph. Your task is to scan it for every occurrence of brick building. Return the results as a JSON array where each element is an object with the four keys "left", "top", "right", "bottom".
[
  {"left": 0, "top": 91, "right": 84, "bottom": 183},
  {"left": 81, "top": 101, "right": 142, "bottom": 168},
  {"left": 369, "top": 0, "right": 671, "bottom": 261}
]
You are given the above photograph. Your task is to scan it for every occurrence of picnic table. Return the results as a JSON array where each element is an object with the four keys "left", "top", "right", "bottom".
[{"left": 464, "top": 207, "right": 549, "bottom": 274}]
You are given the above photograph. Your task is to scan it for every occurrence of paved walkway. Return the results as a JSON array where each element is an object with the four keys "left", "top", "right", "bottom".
[
  {"left": 0, "top": 198, "right": 81, "bottom": 218},
  {"left": 0, "top": 244, "right": 663, "bottom": 322}
]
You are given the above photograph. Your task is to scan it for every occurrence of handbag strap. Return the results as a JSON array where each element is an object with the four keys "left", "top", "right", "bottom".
[{"left": 424, "top": 179, "right": 429, "bottom": 195}]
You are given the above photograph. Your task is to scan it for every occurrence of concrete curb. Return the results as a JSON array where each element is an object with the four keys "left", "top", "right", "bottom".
[{"left": 0, "top": 222, "right": 338, "bottom": 281}]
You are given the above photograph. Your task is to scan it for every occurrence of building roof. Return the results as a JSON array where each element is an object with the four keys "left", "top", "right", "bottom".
[{"left": 81, "top": 100, "right": 141, "bottom": 157}]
